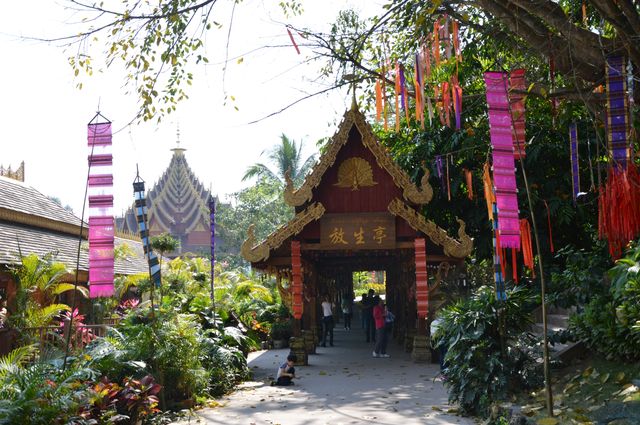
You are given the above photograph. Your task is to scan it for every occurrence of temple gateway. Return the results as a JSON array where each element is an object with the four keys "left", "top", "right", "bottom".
[{"left": 241, "top": 104, "right": 472, "bottom": 363}]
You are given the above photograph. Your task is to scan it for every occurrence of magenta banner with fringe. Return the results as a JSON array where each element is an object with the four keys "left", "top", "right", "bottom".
[
  {"left": 485, "top": 71, "right": 520, "bottom": 249},
  {"left": 88, "top": 121, "right": 114, "bottom": 298}
]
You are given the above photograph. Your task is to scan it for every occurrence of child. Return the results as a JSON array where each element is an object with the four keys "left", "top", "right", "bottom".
[{"left": 273, "top": 354, "right": 297, "bottom": 386}]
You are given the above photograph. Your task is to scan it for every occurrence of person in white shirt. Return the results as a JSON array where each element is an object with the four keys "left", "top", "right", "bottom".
[{"left": 320, "top": 296, "right": 335, "bottom": 347}]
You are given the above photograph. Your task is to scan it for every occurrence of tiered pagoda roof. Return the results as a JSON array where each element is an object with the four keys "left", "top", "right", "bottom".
[{"left": 120, "top": 146, "right": 212, "bottom": 256}]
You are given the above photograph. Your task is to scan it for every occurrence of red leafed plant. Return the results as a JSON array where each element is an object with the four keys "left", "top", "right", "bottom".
[{"left": 118, "top": 375, "right": 162, "bottom": 423}]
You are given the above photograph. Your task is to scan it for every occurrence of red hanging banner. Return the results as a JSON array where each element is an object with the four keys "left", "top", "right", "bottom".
[
  {"left": 291, "top": 241, "right": 303, "bottom": 319},
  {"left": 414, "top": 238, "right": 429, "bottom": 319}
]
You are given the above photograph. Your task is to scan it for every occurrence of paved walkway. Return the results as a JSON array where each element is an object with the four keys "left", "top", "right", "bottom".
[{"left": 178, "top": 327, "right": 474, "bottom": 425}]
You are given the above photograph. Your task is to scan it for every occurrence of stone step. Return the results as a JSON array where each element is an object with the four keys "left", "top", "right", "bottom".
[{"left": 547, "top": 313, "right": 569, "bottom": 328}]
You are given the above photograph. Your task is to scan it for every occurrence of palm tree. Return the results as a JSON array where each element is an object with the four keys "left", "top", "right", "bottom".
[{"left": 242, "top": 133, "right": 316, "bottom": 187}]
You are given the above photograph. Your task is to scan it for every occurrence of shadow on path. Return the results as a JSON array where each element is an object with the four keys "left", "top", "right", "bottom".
[{"left": 179, "top": 327, "right": 474, "bottom": 425}]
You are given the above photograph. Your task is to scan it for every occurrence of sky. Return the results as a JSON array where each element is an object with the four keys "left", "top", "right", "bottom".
[{"left": 0, "top": 0, "right": 384, "bottom": 216}]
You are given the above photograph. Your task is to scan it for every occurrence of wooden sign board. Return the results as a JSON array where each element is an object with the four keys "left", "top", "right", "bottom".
[{"left": 320, "top": 213, "right": 396, "bottom": 249}]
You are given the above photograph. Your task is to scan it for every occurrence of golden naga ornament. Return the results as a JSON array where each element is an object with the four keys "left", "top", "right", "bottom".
[{"left": 334, "top": 157, "right": 378, "bottom": 191}]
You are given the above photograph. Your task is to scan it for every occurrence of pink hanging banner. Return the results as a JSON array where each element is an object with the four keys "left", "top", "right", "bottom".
[
  {"left": 485, "top": 72, "right": 521, "bottom": 248},
  {"left": 88, "top": 120, "right": 115, "bottom": 298}
]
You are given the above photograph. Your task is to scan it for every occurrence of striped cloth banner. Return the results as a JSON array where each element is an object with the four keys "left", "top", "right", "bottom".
[
  {"left": 291, "top": 241, "right": 303, "bottom": 319},
  {"left": 414, "top": 238, "right": 429, "bottom": 318},
  {"left": 492, "top": 203, "right": 507, "bottom": 301},
  {"left": 605, "top": 56, "right": 630, "bottom": 170},
  {"left": 88, "top": 121, "right": 115, "bottom": 298},
  {"left": 569, "top": 123, "right": 580, "bottom": 202},
  {"left": 209, "top": 196, "right": 216, "bottom": 300},
  {"left": 485, "top": 71, "right": 521, "bottom": 249},
  {"left": 509, "top": 69, "right": 527, "bottom": 159},
  {"left": 133, "top": 179, "right": 161, "bottom": 287}
]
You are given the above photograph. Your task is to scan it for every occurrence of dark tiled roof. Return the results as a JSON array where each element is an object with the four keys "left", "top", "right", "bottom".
[
  {"left": 0, "top": 176, "right": 82, "bottom": 227},
  {"left": 0, "top": 221, "right": 148, "bottom": 276}
]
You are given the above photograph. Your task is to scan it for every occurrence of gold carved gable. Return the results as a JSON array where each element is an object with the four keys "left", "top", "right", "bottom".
[
  {"left": 387, "top": 198, "right": 473, "bottom": 258},
  {"left": 241, "top": 202, "right": 326, "bottom": 263},
  {"left": 284, "top": 107, "right": 433, "bottom": 206}
]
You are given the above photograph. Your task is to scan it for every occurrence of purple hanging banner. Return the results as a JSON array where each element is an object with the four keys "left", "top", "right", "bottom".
[
  {"left": 435, "top": 155, "right": 446, "bottom": 194},
  {"left": 484, "top": 71, "right": 521, "bottom": 249},
  {"left": 605, "top": 56, "right": 630, "bottom": 170},
  {"left": 569, "top": 123, "right": 580, "bottom": 202},
  {"left": 209, "top": 196, "right": 216, "bottom": 304},
  {"left": 88, "top": 120, "right": 115, "bottom": 298}
]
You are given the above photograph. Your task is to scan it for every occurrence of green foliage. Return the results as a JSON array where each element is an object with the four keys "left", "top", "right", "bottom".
[
  {"left": 151, "top": 233, "right": 180, "bottom": 258},
  {"left": 0, "top": 347, "right": 97, "bottom": 425},
  {"left": 434, "top": 285, "right": 541, "bottom": 416},
  {"left": 570, "top": 239, "right": 640, "bottom": 362},
  {"left": 242, "top": 133, "right": 316, "bottom": 187},
  {"left": 548, "top": 241, "right": 611, "bottom": 308},
  {"left": 217, "top": 179, "right": 293, "bottom": 267},
  {"left": 269, "top": 319, "right": 293, "bottom": 340}
]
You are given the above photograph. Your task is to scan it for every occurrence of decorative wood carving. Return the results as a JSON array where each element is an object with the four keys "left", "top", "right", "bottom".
[
  {"left": 241, "top": 202, "right": 326, "bottom": 263},
  {"left": 333, "top": 157, "right": 377, "bottom": 190},
  {"left": 387, "top": 198, "right": 472, "bottom": 258},
  {"left": 283, "top": 108, "right": 433, "bottom": 206}
]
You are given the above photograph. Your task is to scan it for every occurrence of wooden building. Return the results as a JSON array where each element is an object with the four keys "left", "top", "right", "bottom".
[
  {"left": 118, "top": 145, "right": 213, "bottom": 257},
  {"left": 241, "top": 105, "right": 473, "bottom": 362},
  {"left": 0, "top": 174, "right": 148, "bottom": 321}
]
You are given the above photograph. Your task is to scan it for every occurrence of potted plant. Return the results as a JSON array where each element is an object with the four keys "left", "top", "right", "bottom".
[{"left": 270, "top": 320, "right": 292, "bottom": 349}]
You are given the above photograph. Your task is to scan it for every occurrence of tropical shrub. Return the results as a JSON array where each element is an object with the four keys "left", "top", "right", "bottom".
[
  {"left": 570, "top": 238, "right": 640, "bottom": 362},
  {"left": 548, "top": 242, "right": 610, "bottom": 308},
  {"left": 433, "top": 285, "right": 541, "bottom": 416},
  {"left": 0, "top": 346, "right": 96, "bottom": 425}
]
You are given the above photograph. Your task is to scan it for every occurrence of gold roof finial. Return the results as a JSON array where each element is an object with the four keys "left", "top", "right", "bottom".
[{"left": 171, "top": 123, "right": 186, "bottom": 154}]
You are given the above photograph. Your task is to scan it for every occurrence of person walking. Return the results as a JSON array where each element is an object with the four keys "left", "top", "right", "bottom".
[
  {"left": 320, "top": 296, "right": 335, "bottom": 347},
  {"left": 372, "top": 297, "right": 389, "bottom": 358},
  {"left": 341, "top": 292, "right": 353, "bottom": 330},
  {"left": 361, "top": 289, "right": 376, "bottom": 343}
]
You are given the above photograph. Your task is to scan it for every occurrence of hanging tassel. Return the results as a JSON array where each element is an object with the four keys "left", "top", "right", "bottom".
[
  {"left": 435, "top": 156, "right": 446, "bottom": 194},
  {"left": 520, "top": 218, "right": 535, "bottom": 277},
  {"left": 483, "top": 162, "right": 495, "bottom": 220},
  {"left": 286, "top": 28, "right": 301, "bottom": 54},
  {"left": 427, "top": 96, "right": 434, "bottom": 126},
  {"left": 443, "top": 15, "right": 452, "bottom": 60},
  {"left": 400, "top": 63, "right": 410, "bottom": 125},
  {"left": 464, "top": 168, "right": 474, "bottom": 200},
  {"left": 442, "top": 81, "right": 451, "bottom": 127},
  {"left": 433, "top": 20, "right": 441, "bottom": 66},
  {"left": 452, "top": 77, "right": 462, "bottom": 130},
  {"left": 495, "top": 231, "right": 507, "bottom": 282},
  {"left": 446, "top": 154, "right": 452, "bottom": 201},
  {"left": 375, "top": 79, "right": 382, "bottom": 122},
  {"left": 569, "top": 123, "right": 580, "bottom": 203},
  {"left": 452, "top": 20, "right": 462, "bottom": 63},
  {"left": 395, "top": 61, "right": 400, "bottom": 132},
  {"left": 582, "top": 1, "right": 588, "bottom": 27},
  {"left": 543, "top": 199, "right": 555, "bottom": 253},
  {"left": 382, "top": 65, "right": 389, "bottom": 131},
  {"left": 492, "top": 203, "right": 507, "bottom": 300},
  {"left": 512, "top": 248, "right": 519, "bottom": 284}
]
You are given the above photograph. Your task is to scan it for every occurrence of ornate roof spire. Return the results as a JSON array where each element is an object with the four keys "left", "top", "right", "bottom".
[{"left": 171, "top": 123, "right": 186, "bottom": 155}]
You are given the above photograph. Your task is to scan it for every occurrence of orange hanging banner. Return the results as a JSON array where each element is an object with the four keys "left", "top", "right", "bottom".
[
  {"left": 519, "top": 218, "right": 536, "bottom": 277},
  {"left": 433, "top": 21, "right": 441, "bottom": 66},
  {"left": 464, "top": 168, "right": 474, "bottom": 200},
  {"left": 483, "top": 162, "right": 495, "bottom": 220}
]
